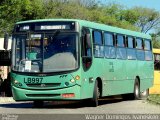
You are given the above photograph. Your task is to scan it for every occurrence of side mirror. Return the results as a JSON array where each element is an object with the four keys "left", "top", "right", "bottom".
[
  {"left": 85, "top": 33, "right": 91, "bottom": 49},
  {"left": 4, "top": 33, "right": 9, "bottom": 50}
]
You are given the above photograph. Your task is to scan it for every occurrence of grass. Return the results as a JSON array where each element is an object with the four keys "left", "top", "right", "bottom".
[{"left": 147, "top": 94, "right": 160, "bottom": 104}]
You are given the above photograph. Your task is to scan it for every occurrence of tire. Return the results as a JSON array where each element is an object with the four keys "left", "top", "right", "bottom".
[
  {"left": 33, "top": 101, "right": 44, "bottom": 108},
  {"left": 133, "top": 79, "right": 140, "bottom": 100},
  {"left": 91, "top": 81, "right": 100, "bottom": 107},
  {"left": 140, "top": 88, "right": 149, "bottom": 100}
]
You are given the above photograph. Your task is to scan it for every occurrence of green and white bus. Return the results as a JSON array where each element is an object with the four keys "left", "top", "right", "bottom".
[{"left": 4, "top": 19, "right": 154, "bottom": 107}]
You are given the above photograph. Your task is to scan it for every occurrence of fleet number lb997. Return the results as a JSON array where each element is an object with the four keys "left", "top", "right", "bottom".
[{"left": 24, "top": 77, "right": 43, "bottom": 84}]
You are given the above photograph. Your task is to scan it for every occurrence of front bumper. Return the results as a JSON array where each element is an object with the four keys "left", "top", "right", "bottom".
[{"left": 12, "top": 85, "right": 81, "bottom": 101}]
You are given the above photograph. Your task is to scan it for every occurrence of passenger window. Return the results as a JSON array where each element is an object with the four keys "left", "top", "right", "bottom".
[
  {"left": 144, "top": 40, "right": 152, "bottom": 61},
  {"left": 136, "top": 38, "right": 143, "bottom": 49},
  {"left": 145, "top": 40, "right": 151, "bottom": 50},
  {"left": 104, "top": 32, "right": 114, "bottom": 46},
  {"left": 93, "top": 31, "right": 102, "bottom": 45},
  {"left": 136, "top": 38, "right": 145, "bottom": 61},
  {"left": 127, "top": 37, "right": 134, "bottom": 48},
  {"left": 116, "top": 35, "right": 126, "bottom": 59},
  {"left": 117, "top": 35, "right": 125, "bottom": 47},
  {"left": 127, "top": 37, "right": 136, "bottom": 60}
]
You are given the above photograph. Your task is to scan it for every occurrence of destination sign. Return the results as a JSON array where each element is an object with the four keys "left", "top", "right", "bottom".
[
  {"left": 15, "top": 21, "right": 76, "bottom": 32},
  {"left": 40, "top": 25, "right": 70, "bottom": 30},
  {"left": 19, "top": 25, "right": 30, "bottom": 31}
]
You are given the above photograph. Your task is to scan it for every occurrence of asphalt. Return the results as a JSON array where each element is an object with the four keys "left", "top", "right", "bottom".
[{"left": 0, "top": 95, "right": 122, "bottom": 104}]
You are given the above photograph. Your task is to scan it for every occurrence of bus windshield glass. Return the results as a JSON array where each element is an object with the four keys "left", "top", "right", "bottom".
[{"left": 12, "top": 32, "right": 78, "bottom": 73}]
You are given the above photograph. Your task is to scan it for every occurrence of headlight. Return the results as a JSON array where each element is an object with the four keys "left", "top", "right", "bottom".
[{"left": 13, "top": 80, "right": 22, "bottom": 87}]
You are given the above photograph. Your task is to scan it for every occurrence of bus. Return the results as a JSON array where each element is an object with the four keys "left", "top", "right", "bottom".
[
  {"left": 4, "top": 19, "right": 154, "bottom": 107},
  {"left": 149, "top": 48, "right": 160, "bottom": 94}
]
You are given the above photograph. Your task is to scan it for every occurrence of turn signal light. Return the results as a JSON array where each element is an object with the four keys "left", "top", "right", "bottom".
[
  {"left": 75, "top": 75, "right": 80, "bottom": 80},
  {"left": 62, "top": 93, "right": 75, "bottom": 98}
]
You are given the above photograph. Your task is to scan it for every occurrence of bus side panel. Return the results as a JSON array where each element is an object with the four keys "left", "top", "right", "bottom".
[
  {"left": 103, "top": 59, "right": 135, "bottom": 96},
  {"left": 140, "top": 61, "right": 154, "bottom": 92},
  {"left": 80, "top": 60, "right": 95, "bottom": 99},
  {"left": 124, "top": 60, "right": 138, "bottom": 94}
]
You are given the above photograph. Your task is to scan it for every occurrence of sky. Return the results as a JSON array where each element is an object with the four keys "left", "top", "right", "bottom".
[{"left": 102, "top": 0, "right": 160, "bottom": 11}]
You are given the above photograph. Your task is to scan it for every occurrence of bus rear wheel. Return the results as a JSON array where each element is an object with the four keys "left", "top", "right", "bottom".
[
  {"left": 133, "top": 79, "right": 140, "bottom": 100},
  {"left": 91, "top": 80, "right": 100, "bottom": 107},
  {"left": 33, "top": 101, "right": 44, "bottom": 108},
  {"left": 140, "top": 88, "right": 149, "bottom": 100}
]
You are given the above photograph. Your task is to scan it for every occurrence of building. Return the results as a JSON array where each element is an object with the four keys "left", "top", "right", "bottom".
[{"left": 0, "top": 38, "right": 11, "bottom": 80}]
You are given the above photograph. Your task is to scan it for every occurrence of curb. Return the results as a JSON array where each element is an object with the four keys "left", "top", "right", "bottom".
[{"left": 0, "top": 97, "right": 15, "bottom": 103}]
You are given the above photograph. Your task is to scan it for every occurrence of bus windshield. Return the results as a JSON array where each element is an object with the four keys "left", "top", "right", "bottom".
[{"left": 12, "top": 32, "right": 78, "bottom": 73}]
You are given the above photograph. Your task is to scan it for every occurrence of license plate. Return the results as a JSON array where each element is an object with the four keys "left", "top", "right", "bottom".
[{"left": 24, "top": 77, "right": 43, "bottom": 84}]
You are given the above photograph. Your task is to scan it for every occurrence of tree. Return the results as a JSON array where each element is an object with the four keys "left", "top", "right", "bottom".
[
  {"left": 0, "top": 0, "right": 22, "bottom": 36},
  {"left": 0, "top": 0, "right": 44, "bottom": 37},
  {"left": 99, "top": 3, "right": 138, "bottom": 31},
  {"left": 1, "top": 0, "right": 159, "bottom": 37},
  {"left": 150, "top": 33, "right": 160, "bottom": 48},
  {"left": 123, "top": 7, "right": 160, "bottom": 33}
]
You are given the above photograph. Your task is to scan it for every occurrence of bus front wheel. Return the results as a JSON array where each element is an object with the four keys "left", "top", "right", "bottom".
[{"left": 91, "top": 80, "right": 100, "bottom": 107}]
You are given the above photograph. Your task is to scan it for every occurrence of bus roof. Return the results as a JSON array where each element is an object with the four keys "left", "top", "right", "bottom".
[
  {"left": 16, "top": 19, "right": 151, "bottom": 39},
  {"left": 153, "top": 48, "right": 160, "bottom": 54}
]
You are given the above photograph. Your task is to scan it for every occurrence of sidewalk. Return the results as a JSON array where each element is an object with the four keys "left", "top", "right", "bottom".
[{"left": 0, "top": 97, "right": 15, "bottom": 103}]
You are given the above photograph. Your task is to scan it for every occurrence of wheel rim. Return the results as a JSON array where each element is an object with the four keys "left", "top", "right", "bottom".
[
  {"left": 135, "top": 83, "right": 139, "bottom": 97},
  {"left": 141, "top": 89, "right": 148, "bottom": 97}
]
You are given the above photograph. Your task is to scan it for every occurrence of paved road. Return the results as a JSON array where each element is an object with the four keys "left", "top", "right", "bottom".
[{"left": 0, "top": 97, "right": 160, "bottom": 114}]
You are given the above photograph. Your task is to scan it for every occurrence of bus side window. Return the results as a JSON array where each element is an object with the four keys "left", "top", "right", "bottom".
[
  {"left": 136, "top": 38, "right": 145, "bottom": 61},
  {"left": 144, "top": 40, "right": 152, "bottom": 61},
  {"left": 117, "top": 35, "right": 125, "bottom": 47},
  {"left": 104, "top": 32, "right": 114, "bottom": 46},
  {"left": 136, "top": 38, "right": 143, "bottom": 49},
  {"left": 93, "top": 30, "right": 104, "bottom": 58},
  {"left": 126, "top": 36, "right": 136, "bottom": 60},
  {"left": 144, "top": 40, "right": 151, "bottom": 50},
  {"left": 104, "top": 32, "right": 116, "bottom": 58},
  {"left": 116, "top": 34, "right": 126, "bottom": 59}
]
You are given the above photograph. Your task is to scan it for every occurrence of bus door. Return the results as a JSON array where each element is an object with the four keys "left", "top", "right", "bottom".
[{"left": 81, "top": 27, "right": 94, "bottom": 99}]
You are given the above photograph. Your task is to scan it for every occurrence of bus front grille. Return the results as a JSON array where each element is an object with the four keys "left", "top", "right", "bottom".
[
  {"left": 26, "top": 94, "right": 60, "bottom": 97},
  {"left": 26, "top": 83, "right": 61, "bottom": 88}
]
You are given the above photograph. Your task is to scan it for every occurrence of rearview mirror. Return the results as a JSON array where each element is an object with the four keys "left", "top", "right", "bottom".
[{"left": 4, "top": 33, "right": 9, "bottom": 50}]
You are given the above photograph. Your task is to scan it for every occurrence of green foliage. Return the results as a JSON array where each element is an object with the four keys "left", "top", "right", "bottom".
[
  {"left": 0, "top": 0, "right": 44, "bottom": 37},
  {"left": 148, "top": 94, "right": 160, "bottom": 104},
  {"left": 122, "top": 9, "right": 139, "bottom": 24},
  {"left": 0, "top": 0, "right": 160, "bottom": 38},
  {"left": 151, "top": 33, "right": 160, "bottom": 48},
  {"left": 130, "top": 7, "right": 160, "bottom": 33}
]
